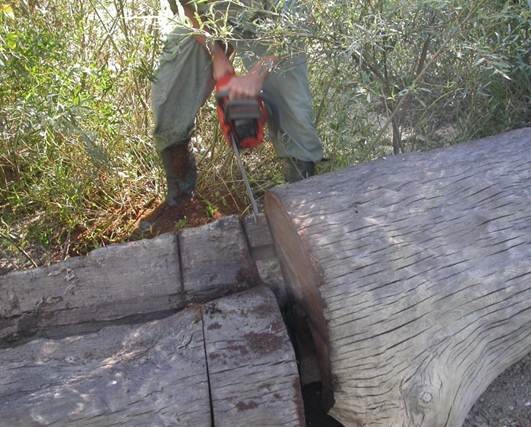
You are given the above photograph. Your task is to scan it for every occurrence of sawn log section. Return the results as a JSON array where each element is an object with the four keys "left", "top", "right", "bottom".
[
  {"left": 1, "top": 128, "right": 530, "bottom": 427},
  {"left": 265, "top": 127, "right": 531, "bottom": 426},
  {"left": 0, "top": 217, "right": 258, "bottom": 341},
  {"left": 0, "top": 287, "right": 304, "bottom": 427}
]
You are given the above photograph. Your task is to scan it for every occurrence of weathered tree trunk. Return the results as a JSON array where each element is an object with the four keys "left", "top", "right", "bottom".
[
  {"left": 0, "top": 216, "right": 256, "bottom": 341},
  {"left": 0, "top": 287, "right": 304, "bottom": 426},
  {"left": 265, "top": 128, "right": 531, "bottom": 426},
  {"left": 0, "top": 306, "right": 211, "bottom": 426}
]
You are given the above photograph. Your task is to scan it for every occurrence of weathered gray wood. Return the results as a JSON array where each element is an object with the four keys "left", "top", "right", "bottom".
[
  {"left": 1, "top": 216, "right": 264, "bottom": 342},
  {"left": 180, "top": 215, "right": 257, "bottom": 302},
  {"left": 243, "top": 214, "right": 289, "bottom": 305},
  {"left": 0, "top": 233, "right": 181, "bottom": 341},
  {"left": 265, "top": 128, "right": 531, "bottom": 426},
  {"left": 0, "top": 307, "right": 210, "bottom": 427},
  {"left": 203, "top": 286, "right": 305, "bottom": 426},
  {"left": 244, "top": 214, "right": 276, "bottom": 248}
]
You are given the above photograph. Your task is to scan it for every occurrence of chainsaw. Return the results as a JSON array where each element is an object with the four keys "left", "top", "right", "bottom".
[{"left": 215, "top": 73, "right": 268, "bottom": 220}]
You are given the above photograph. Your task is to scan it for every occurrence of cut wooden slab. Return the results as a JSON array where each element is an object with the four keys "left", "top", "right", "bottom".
[
  {"left": 180, "top": 216, "right": 257, "bottom": 302},
  {"left": 203, "top": 286, "right": 305, "bottom": 426},
  {"left": 0, "top": 233, "right": 181, "bottom": 341},
  {"left": 0, "top": 286, "right": 305, "bottom": 427},
  {"left": 244, "top": 214, "right": 276, "bottom": 249},
  {"left": 0, "top": 216, "right": 264, "bottom": 343},
  {"left": 0, "top": 307, "right": 210, "bottom": 427},
  {"left": 243, "top": 214, "right": 289, "bottom": 305},
  {"left": 265, "top": 128, "right": 531, "bottom": 426}
]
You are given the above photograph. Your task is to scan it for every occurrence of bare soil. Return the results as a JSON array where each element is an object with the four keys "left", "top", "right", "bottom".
[
  {"left": 131, "top": 197, "right": 226, "bottom": 238},
  {"left": 463, "top": 353, "right": 530, "bottom": 427}
]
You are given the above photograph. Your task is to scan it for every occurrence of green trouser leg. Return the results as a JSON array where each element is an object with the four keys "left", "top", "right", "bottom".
[
  {"left": 152, "top": 27, "right": 214, "bottom": 203},
  {"left": 283, "top": 157, "right": 316, "bottom": 183},
  {"left": 238, "top": 42, "right": 324, "bottom": 171}
]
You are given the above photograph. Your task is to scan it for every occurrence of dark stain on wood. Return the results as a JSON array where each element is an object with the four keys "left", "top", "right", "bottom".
[
  {"left": 236, "top": 400, "right": 258, "bottom": 412},
  {"left": 207, "top": 322, "right": 222, "bottom": 330},
  {"left": 244, "top": 331, "right": 283, "bottom": 354}
]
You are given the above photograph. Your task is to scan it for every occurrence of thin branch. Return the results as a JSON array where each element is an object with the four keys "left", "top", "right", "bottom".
[
  {"left": 372, "top": 0, "right": 489, "bottom": 147},
  {"left": 0, "top": 231, "right": 39, "bottom": 268}
]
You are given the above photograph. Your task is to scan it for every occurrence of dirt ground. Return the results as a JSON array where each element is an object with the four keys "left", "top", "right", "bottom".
[
  {"left": 130, "top": 196, "right": 231, "bottom": 238},
  {"left": 463, "top": 353, "right": 530, "bottom": 427}
]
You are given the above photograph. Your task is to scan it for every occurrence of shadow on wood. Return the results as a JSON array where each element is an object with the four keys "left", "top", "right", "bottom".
[
  {"left": 0, "top": 287, "right": 305, "bottom": 427},
  {"left": 265, "top": 128, "right": 531, "bottom": 426}
]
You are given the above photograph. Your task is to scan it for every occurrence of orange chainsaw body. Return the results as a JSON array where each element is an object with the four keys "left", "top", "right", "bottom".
[{"left": 215, "top": 73, "right": 268, "bottom": 150}]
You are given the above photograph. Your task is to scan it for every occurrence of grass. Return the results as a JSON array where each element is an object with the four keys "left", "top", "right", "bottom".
[{"left": 1, "top": 0, "right": 529, "bottom": 273}]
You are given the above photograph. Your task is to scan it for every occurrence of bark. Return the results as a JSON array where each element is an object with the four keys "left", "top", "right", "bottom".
[{"left": 265, "top": 128, "right": 531, "bottom": 426}]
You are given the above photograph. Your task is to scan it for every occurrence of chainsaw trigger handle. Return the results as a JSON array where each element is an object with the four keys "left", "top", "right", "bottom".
[
  {"left": 215, "top": 90, "right": 229, "bottom": 102},
  {"left": 225, "top": 99, "right": 261, "bottom": 121},
  {"left": 215, "top": 71, "right": 268, "bottom": 150}
]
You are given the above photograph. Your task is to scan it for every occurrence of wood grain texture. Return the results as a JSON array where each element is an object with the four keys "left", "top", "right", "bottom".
[
  {"left": 265, "top": 128, "right": 531, "bottom": 426},
  {"left": 0, "top": 287, "right": 304, "bottom": 426},
  {"left": 203, "top": 286, "right": 305, "bottom": 426},
  {"left": 243, "top": 214, "right": 289, "bottom": 305},
  {"left": 0, "top": 233, "right": 181, "bottom": 341},
  {"left": 0, "top": 307, "right": 210, "bottom": 427},
  {"left": 180, "top": 216, "right": 258, "bottom": 303},
  {"left": 0, "top": 216, "right": 264, "bottom": 343}
]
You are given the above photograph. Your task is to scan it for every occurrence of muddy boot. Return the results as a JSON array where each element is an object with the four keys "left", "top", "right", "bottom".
[
  {"left": 161, "top": 141, "right": 197, "bottom": 206},
  {"left": 283, "top": 157, "right": 316, "bottom": 183},
  {"left": 136, "top": 141, "right": 197, "bottom": 236}
]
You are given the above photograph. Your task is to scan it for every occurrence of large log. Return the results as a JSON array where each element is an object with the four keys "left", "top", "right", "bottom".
[
  {"left": 0, "top": 216, "right": 255, "bottom": 342},
  {"left": 0, "top": 307, "right": 211, "bottom": 426},
  {"left": 0, "top": 287, "right": 305, "bottom": 426},
  {"left": 265, "top": 128, "right": 531, "bottom": 426}
]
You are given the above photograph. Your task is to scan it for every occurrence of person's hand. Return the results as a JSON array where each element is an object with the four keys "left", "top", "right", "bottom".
[
  {"left": 219, "top": 73, "right": 264, "bottom": 100},
  {"left": 212, "top": 49, "right": 234, "bottom": 81}
]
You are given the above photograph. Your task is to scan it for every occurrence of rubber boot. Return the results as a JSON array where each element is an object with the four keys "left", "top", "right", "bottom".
[
  {"left": 160, "top": 141, "right": 197, "bottom": 206},
  {"left": 283, "top": 157, "right": 316, "bottom": 183}
]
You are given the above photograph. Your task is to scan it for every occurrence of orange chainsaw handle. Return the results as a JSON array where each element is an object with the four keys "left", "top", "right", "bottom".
[
  {"left": 215, "top": 73, "right": 235, "bottom": 146},
  {"left": 215, "top": 72, "right": 235, "bottom": 96},
  {"left": 214, "top": 72, "right": 268, "bottom": 150}
]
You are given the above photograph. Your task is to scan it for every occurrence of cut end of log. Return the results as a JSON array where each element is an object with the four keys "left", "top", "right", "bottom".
[
  {"left": 264, "top": 191, "right": 334, "bottom": 409},
  {"left": 266, "top": 128, "right": 531, "bottom": 426}
]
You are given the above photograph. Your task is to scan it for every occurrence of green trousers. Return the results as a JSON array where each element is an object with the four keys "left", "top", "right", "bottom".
[{"left": 152, "top": 27, "right": 323, "bottom": 163}]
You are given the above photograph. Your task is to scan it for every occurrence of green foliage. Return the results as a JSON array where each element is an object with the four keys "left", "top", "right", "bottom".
[
  {"left": 1, "top": 0, "right": 163, "bottom": 266},
  {"left": 1, "top": 0, "right": 529, "bottom": 270},
  {"left": 299, "top": 0, "right": 530, "bottom": 159}
]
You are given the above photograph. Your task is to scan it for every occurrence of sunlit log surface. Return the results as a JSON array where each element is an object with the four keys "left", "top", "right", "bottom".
[
  {"left": 0, "top": 287, "right": 304, "bottom": 427},
  {"left": 265, "top": 128, "right": 531, "bottom": 426},
  {"left": 0, "top": 217, "right": 256, "bottom": 341},
  {"left": 0, "top": 307, "right": 211, "bottom": 426}
]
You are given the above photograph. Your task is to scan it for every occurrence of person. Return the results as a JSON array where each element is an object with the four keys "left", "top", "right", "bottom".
[{"left": 152, "top": 0, "right": 323, "bottom": 209}]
